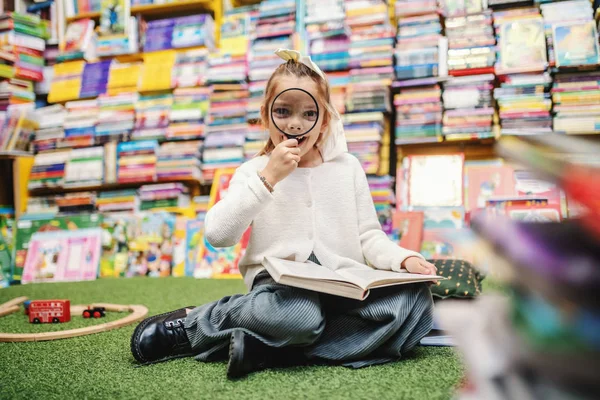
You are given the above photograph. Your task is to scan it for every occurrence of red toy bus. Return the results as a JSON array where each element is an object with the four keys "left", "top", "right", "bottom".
[{"left": 29, "top": 300, "right": 71, "bottom": 324}]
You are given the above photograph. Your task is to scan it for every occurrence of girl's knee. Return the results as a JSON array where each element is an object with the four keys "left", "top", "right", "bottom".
[{"left": 254, "top": 287, "right": 324, "bottom": 341}]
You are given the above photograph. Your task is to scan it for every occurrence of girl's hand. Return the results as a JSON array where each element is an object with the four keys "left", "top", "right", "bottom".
[
  {"left": 401, "top": 257, "right": 438, "bottom": 283},
  {"left": 260, "top": 139, "right": 301, "bottom": 186}
]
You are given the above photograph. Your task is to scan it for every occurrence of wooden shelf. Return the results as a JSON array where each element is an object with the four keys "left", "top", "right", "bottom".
[
  {"left": 66, "top": 0, "right": 215, "bottom": 22},
  {"left": 28, "top": 177, "right": 210, "bottom": 197},
  {"left": 65, "top": 0, "right": 223, "bottom": 44},
  {"left": 397, "top": 138, "right": 497, "bottom": 160},
  {"left": 0, "top": 151, "right": 34, "bottom": 159}
]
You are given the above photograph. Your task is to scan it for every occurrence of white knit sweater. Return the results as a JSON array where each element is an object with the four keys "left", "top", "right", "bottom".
[{"left": 204, "top": 153, "right": 425, "bottom": 289}]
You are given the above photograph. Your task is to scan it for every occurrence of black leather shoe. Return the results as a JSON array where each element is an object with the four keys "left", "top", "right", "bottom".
[
  {"left": 131, "top": 306, "right": 195, "bottom": 365},
  {"left": 227, "top": 330, "right": 308, "bottom": 379}
]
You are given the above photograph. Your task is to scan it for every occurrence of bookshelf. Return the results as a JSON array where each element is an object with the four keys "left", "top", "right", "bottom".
[
  {"left": 64, "top": 0, "right": 223, "bottom": 45},
  {"left": 0, "top": 153, "right": 35, "bottom": 219},
  {"left": 29, "top": 176, "right": 208, "bottom": 197}
]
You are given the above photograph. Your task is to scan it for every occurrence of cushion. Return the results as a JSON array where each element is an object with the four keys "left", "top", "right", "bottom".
[{"left": 429, "top": 259, "right": 483, "bottom": 299}]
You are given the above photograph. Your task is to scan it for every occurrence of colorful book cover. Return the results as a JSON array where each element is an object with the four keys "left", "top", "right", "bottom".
[
  {"left": 407, "top": 154, "right": 464, "bottom": 207},
  {"left": 99, "top": 213, "right": 133, "bottom": 278},
  {"left": 0, "top": 235, "right": 11, "bottom": 288},
  {"left": 12, "top": 213, "right": 102, "bottom": 283},
  {"left": 21, "top": 228, "right": 102, "bottom": 284},
  {"left": 99, "top": 0, "right": 129, "bottom": 36},
  {"left": 420, "top": 228, "right": 473, "bottom": 263},
  {"left": 393, "top": 211, "right": 424, "bottom": 252},
  {"left": 171, "top": 216, "right": 187, "bottom": 277},
  {"left": 499, "top": 17, "right": 547, "bottom": 74},
  {"left": 464, "top": 160, "right": 517, "bottom": 212},
  {"left": 197, "top": 168, "right": 249, "bottom": 279},
  {"left": 126, "top": 211, "right": 176, "bottom": 277},
  {"left": 185, "top": 219, "right": 203, "bottom": 277},
  {"left": 553, "top": 21, "right": 600, "bottom": 68}
]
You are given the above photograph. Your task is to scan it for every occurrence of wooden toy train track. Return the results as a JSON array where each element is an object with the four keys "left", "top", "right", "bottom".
[{"left": 0, "top": 297, "right": 148, "bottom": 342}]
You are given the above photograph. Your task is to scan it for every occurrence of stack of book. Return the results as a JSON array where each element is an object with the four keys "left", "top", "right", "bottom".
[
  {"left": 28, "top": 149, "right": 71, "bottom": 189},
  {"left": 63, "top": 146, "right": 104, "bottom": 187},
  {"left": 393, "top": 81, "right": 443, "bottom": 144},
  {"left": 201, "top": 126, "right": 246, "bottom": 182},
  {"left": 540, "top": 0, "right": 596, "bottom": 69},
  {"left": 139, "top": 183, "right": 190, "bottom": 211},
  {"left": 80, "top": 60, "right": 112, "bottom": 99},
  {"left": 552, "top": 70, "right": 600, "bottom": 135},
  {"left": 367, "top": 175, "right": 394, "bottom": 236},
  {"left": 96, "top": 93, "right": 137, "bottom": 144},
  {"left": 96, "top": 189, "right": 139, "bottom": 213},
  {"left": 96, "top": 16, "right": 139, "bottom": 57},
  {"left": 48, "top": 60, "right": 85, "bottom": 103},
  {"left": 132, "top": 93, "right": 173, "bottom": 141},
  {"left": 343, "top": 112, "right": 384, "bottom": 174},
  {"left": 58, "top": 19, "right": 96, "bottom": 63},
  {"left": 494, "top": 8, "right": 547, "bottom": 76},
  {"left": 307, "top": 0, "right": 350, "bottom": 72},
  {"left": 328, "top": 71, "right": 350, "bottom": 115},
  {"left": 243, "top": 135, "right": 266, "bottom": 160},
  {"left": 445, "top": 10, "right": 496, "bottom": 76},
  {"left": 106, "top": 62, "right": 141, "bottom": 95},
  {"left": 26, "top": 195, "right": 58, "bottom": 215},
  {"left": 0, "top": 79, "right": 35, "bottom": 111},
  {"left": 0, "top": 12, "right": 47, "bottom": 84},
  {"left": 248, "top": 0, "right": 295, "bottom": 83},
  {"left": 116, "top": 140, "right": 158, "bottom": 184},
  {"left": 442, "top": 74, "right": 496, "bottom": 140},
  {"left": 168, "top": 87, "right": 210, "bottom": 141},
  {"left": 494, "top": 73, "right": 553, "bottom": 136},
  {"left": 62, "top": 100, "right": 98, "bottom": 148},
  {"left": 443, "top": 135, "right": 600, "bottom": 400},
  {"left": 143, "top": 14, "right": 215, "bottom": 52},
  {"left": 31, "top": 105, "right": 66, "bottom": 152},
  {"left": 55, "top": 192, "right": 96, "bottom": 213},
  {"left": 205, "top": 79, "right": 248, "bottom": 181},
  {"left": 394, "top": 0, "right": 437, "bottom": 18},
  {"left": 345, "top": 0, "right": 394, "bottom": 113},
  {"left": 394, "top": 13, "right": 446, "bottom": 81},
  {"left": 172, "top": 48, "right": 208, "bottom": 88},
  {"left": 156, "top": 140, "right": 202, "bottom": 181}
]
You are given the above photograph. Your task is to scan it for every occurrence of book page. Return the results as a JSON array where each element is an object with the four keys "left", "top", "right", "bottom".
[
  {"left": 337, "top": 267, "right": 441, "bottom": 290},
  {"left": 264, "top": 257, "right": 352, "bottom": 284}
]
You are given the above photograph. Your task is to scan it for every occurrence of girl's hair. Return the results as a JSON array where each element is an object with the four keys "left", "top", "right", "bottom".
[{"left": 257, "top": 60, "right": 337, "bottom": 156}]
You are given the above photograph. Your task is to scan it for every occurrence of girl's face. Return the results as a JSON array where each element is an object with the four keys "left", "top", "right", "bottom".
[{"left": 264, "top": 76, "right": 328, "bottom": 158}]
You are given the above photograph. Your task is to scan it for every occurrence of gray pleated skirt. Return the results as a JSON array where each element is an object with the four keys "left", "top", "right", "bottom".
[{"left": 184, "top": 269, "right": 434, "bottom": 369}]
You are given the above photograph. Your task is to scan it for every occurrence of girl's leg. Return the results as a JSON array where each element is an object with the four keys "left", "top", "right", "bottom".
[
  {"left": 305, "top": 282, "right": 433, "bottom": 368},
  {"left": 184, "top": 278, "right": 325, "bottom": 362}
]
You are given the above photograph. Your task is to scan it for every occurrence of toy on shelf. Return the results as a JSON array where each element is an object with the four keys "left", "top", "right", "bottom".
[
  {"left": 28, "top": 300, "right": 71, "bottom": 324},
  {"left": 82, "top": 306, "right": 106, "bottom": 318},
  {"left": 0, "top": 297, "right": 148, "bottom": 342}
]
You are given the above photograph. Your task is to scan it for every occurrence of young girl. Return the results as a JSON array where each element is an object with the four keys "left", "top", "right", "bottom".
[{"left": 131, "top": 49, "right": 437, "bottom": 378}]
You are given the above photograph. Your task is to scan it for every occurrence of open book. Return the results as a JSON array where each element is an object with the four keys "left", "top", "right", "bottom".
[{"left": 264, "top": 257, "right": 443, "bottom": 301}]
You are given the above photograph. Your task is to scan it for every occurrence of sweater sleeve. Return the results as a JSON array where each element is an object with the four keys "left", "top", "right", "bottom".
[
  {"left": 204, "top": 162, "right": 274, "bottom": 248},
  {"left": 354, "top": 162, "right": 425, "bottom": 271}
]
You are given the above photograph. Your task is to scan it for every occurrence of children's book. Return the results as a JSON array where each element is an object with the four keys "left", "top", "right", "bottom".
[
  {"left": 420, "top": 228, "right": 473, "bottom": 263},
  {"left": 21, "top": 228, "right": 102, "bottom": 284},
  {"left": 126, "top": 211, "right": 176, "bottom": 277},
  {"left": 464, "top": 160, "right": 517, "bottom": 212},
  {"left": 198, "top": 168, "right": 249, "bottom": 279},
  {"left": 552, "top": 21, "right": 600, "bottom": 68},
  {"left": 12, "top": 213, "right": 102, "bottom": 283},
  {"left": 263, "top": 257, "right": 442, "bottom": 300},
  {"left": 99, "top": 0, "right": 130, "bottom": 36},
  {"left": 0, "top": 235, "right": 11, "bottom": 288},
  {"left": 392, "top": 211, "right": 424, "bottom": 252},
  {"left": 407, "top": 154, "right": 464, "bottom": 207}
]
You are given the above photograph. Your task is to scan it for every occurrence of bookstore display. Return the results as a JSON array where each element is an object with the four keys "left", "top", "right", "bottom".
[
  {"left": 0, "top": 0, "right": 598, "bottom": 361},
  {"left": 0, "top": 0, "right": 598, "bottom": 395}
]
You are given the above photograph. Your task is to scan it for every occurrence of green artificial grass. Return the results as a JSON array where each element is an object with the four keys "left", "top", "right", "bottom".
[{"left": 0, "top": 278, "right": 464, "bottom": 400}]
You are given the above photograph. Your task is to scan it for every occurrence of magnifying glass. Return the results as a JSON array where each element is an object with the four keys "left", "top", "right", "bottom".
[{"left": 270, "top": 88, "right": 320, "bottom": 145}]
